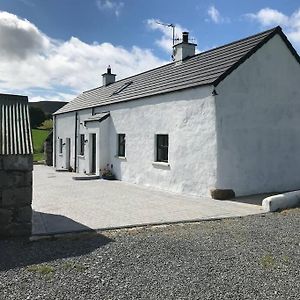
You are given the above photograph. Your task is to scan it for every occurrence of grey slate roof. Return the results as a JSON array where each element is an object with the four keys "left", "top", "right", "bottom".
[
  {"left": 0, "top": 93, "right": 33, "bottom": 155},
  {"left": 55, "top": 26, "right": 299, "bottom": 115}
]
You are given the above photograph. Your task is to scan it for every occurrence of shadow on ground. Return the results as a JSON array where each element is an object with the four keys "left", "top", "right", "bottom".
[
  {"left": 230, "top": 193, "right": 276, "bottom": 206},
  {"left": 32, "top": 211, "right": 96, "bottom": 235},
  {"left": 0, "top": 212, "right": 113, "bottom": 272}
]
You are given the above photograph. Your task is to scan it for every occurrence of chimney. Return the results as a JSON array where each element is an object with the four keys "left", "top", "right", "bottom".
[
  {"left": 102, "top": 65, "right": 116, "bottom": 86},
  {"left": 172, "top": 32, "right": 197, "bottom": 62}
]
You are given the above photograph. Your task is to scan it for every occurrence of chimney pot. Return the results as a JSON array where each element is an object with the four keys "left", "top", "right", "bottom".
[{"left": 182, "top": 32, "right": 189, "bottom": 43}]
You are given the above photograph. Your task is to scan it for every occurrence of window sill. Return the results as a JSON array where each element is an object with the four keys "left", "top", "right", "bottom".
[
  {"left": 115, "top": 156, "right": 126, "bottom": 160},
  {"left": 77, "top": 155, "right": 85, "bottom": 158},
  {"left": 152, "top": 161, "right": 170, "bottom": 168},
  {"left": 58, "top": 153, "right": 63, "bottom": 156}
]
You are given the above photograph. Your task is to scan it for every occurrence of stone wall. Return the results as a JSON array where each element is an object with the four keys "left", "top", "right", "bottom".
[
  {"left": 44, "top": 132, "right": 53, "bottom": 166},
  {"left": 0, "top": 155, "right": 33, "bottom": 237}
]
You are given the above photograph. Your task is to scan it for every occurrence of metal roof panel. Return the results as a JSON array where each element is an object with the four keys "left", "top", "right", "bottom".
[{"left": 0, "top": 93, "right": 33, "bottom": 155}]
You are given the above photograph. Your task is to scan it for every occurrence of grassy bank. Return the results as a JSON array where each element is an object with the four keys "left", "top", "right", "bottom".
[{"left": 32, "top": 129, "right": 50, "bottom": 161}]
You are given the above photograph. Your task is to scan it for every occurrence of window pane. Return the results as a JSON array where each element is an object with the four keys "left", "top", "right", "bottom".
[
  {"left": 59, "top": 139, "right": 63, "bottom": 154},
  {"left": 118, "top": 134, "right": 125, "bottom": 157},
  {"left": 80, "top": 134, "right": 85, "bottom": 155},
  {"left": 156, "top": 134, "right": 168, "bottom": 162}
]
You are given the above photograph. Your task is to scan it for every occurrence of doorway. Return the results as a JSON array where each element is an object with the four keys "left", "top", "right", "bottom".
[{"left": 91, "top": 133, "right": 96, "bottom": 174}]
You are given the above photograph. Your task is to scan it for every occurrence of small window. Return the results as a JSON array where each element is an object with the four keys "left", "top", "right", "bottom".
[
  {"left": 59, "top": 138, "right": 63, "bottom": 154},
  {"left": 112, "top": 81, "right": 133, "bottom": 95},
  {"left": 156, "top": 134, "right": 168, "bottom": 163},
  {"left": 117, "top": 134, "right": 126, "bottom": 157},
  {"left": 79, "top": 134, "right": 85, "bottom": 155}
]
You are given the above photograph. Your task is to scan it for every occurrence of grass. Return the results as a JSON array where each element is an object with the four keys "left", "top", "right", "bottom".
[
  {"left": 32, "top": 128, "right": 50, "bottom": 161},
  {"left": 260, "top": 254, "right": 276, "bottom": 269},
  {"left": 33, "top": 152, "right": 45, "bottom": 162},
  {"left": 62, "top": 262, "right": 88, "bottom": 272},
  {"left": 27, "top": 264, "right": 54, "bottom": 276}
]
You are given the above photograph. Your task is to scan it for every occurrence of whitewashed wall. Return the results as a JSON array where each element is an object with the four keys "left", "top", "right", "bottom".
[
  {"left": 215, "top": 34, "right": 300, "bottom": 196},
  {"left": 55, "top": 111, "right": 76, "bottom": 170},
  {"left": 55, "top": 85, "right": 218, "bottom": 197}
]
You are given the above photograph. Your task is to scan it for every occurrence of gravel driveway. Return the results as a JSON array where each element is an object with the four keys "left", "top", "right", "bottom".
[{"left": 1, "top": 209, "right": 299, "bottom": 300}]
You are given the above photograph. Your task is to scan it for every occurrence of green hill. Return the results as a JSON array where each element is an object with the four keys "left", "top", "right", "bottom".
[{"left": 29, "top": 101, "right": 67, "bottom": 116}]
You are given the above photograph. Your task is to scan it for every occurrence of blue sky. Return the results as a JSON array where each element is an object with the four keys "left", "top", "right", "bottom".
[{"left": 0, "top": 0, "right": 299, "bottom": 102}]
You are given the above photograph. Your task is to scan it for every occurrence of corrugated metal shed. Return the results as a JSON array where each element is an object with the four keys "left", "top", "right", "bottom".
[
  {"left": 55, "top": 26, "right": 300, "bottom": 115},
  {"left": 0, "top": 93, "right": 33, "bottom": 155}
]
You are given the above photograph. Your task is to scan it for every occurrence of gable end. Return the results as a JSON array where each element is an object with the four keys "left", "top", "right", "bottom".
[{"left": 213, "top": 26, "right": 300, "bottom": 87}]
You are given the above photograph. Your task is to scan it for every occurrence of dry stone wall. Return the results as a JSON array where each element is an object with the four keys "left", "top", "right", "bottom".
[
  {"left": 44, "top": 140, "right": 53, "bottom": 166},
  {"left": 0, "top": 155, "right": 33, "bottom": 237}
]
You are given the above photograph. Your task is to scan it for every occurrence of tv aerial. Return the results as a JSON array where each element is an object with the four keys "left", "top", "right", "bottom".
[{"left": 155, "top": 21, "right": 178, "bottom": 46}]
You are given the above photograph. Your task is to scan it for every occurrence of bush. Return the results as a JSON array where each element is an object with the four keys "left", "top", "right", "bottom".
[{"left": 29, "top": 106, "right": 46, "bottom": 128}]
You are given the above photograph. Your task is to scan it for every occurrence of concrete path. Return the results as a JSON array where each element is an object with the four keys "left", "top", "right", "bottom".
[{"left": 32, "top": 165, "right": 265, "bottom": 235}]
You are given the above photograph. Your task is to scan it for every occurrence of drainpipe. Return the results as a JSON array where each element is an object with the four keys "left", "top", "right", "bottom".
[
  {"left": 74, "top": 112, "right": 78, "bottom": 172},
  {"left": 53, "top": 115, "right": 56, "bottom": 168}
]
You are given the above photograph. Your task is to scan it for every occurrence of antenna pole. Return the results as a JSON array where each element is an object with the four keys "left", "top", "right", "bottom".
[
  {"left": 155, "top": 21, "right": 176, "bottom": 45},
  {"left": 171, "top": 24, "right": 175, "bottom": 45}
]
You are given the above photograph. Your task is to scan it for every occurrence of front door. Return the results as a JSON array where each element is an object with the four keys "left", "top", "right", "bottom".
[{"left": 91, "top": 133, "right": 96, "bottom": 174}]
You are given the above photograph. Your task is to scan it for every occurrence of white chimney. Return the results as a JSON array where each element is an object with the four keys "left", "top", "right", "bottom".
[
  {"left": 172, "top": 32, "right": 196, "bottom": 62},
  {"left": 102, "top": 66, "right": 116, "bottom": 86}
]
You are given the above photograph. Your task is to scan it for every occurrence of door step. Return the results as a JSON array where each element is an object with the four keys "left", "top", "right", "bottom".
[{"left": 72, "top": 175, "right": 100, "bottom": 181}]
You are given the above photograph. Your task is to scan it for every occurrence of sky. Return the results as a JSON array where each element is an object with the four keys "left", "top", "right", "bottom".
[{"left": 0, "top": 0, "right": 299, "bottom": 102}]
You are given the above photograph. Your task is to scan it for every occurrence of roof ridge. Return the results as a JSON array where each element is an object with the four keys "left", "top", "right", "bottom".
[
  {"left": 83, "top": 26, "right": 280, "bottom": 95},
  {"left": 198, "top": 26, "right": 280, "bottom": 57}
]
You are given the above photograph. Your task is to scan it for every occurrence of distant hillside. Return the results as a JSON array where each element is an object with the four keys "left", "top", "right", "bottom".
[{"left": 28, "top": 101, "right": 68, "bottom": 115}]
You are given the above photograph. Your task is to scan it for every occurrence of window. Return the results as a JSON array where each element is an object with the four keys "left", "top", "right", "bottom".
[
  {"left": 59, "top": 138, "right": 63, "bottom": 154},
  {"left": 79, "top": 134, "right": 85, "bottom": 156},
  {"left": 117, "top": 134, "right": 126, "bottom": 157},
  {"left": 156, "top": 134, "right": 169, "bottom": 163},
  {"left": 112, "top": 81, "right": 133, "bottom": 95}
]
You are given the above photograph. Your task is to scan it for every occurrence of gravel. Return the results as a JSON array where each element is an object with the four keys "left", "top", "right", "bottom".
[{"left": 0, "top": 208, "right": 299, "bottom": 300}]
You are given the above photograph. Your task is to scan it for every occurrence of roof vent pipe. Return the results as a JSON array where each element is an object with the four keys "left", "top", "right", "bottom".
[{"left": 102, "top": 65, "right": 116, "bottom": 86}]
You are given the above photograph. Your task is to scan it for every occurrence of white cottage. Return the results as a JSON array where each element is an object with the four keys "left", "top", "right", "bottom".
[{"left": 53, "top": 26, "right": 300, "bottom": 199}]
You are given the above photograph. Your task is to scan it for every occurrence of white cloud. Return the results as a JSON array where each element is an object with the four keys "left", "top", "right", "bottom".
[
  {"left": 246, "top": 8, "right": 289, "bottom": 26},
  {"left": 0, "top": 11, "right": 166, "bottom": 102},
  {"left": 207, "top": 5, "right": 229, "bottom": 24},
  {"left": 147, "top": 19, "right": 196, "bottom": 54},
  {"left": 0, "top": 11, "right": 49, "bottom": 59},
  {"left": 246, "top": 8, "right": 300, "bottom": 50},
  {"left": 29, "top": 92, "right": 77, "bottom": 103},
  {"left": 96, "top": 0, "right": 124, "bottom": 17}
]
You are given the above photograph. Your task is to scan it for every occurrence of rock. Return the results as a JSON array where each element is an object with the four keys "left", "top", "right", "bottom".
[{"left": 210, "top": 189, "right": 235, "bottom": 200}]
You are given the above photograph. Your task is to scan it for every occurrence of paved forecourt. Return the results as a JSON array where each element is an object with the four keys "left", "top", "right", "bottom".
[{"left": 32, "top": 165, "right": 264, "bottom": 235}]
